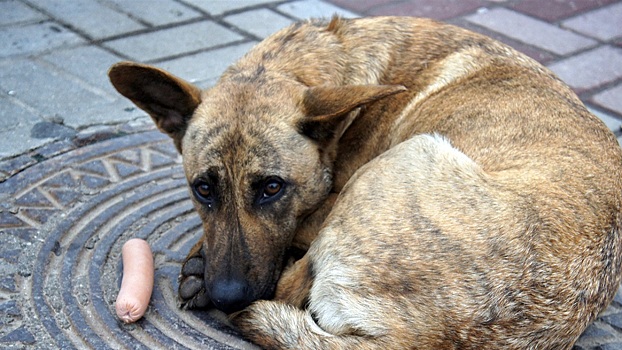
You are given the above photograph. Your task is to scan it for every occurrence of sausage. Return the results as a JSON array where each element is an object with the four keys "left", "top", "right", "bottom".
[{"left": 115, "top": 238, "right": 154, "bottom": 323}]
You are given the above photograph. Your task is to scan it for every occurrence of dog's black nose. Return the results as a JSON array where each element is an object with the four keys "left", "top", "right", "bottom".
[{"left": 208, "top": 278, "right": 252, "bottom": 314}]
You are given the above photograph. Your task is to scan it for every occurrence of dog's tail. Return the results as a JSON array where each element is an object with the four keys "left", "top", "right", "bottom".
[{"left": 231, "top": 300, "right": 389, "bottom": 350}]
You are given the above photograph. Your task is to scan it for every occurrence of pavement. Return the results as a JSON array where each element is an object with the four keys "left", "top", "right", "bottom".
[{"left": 0, "top": 0, "right": 621, "bottom": 349}]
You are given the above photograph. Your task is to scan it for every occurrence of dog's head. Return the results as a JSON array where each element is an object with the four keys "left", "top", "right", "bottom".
[{"left": 109, "top": 62, "right": 404, "bottom": 312}]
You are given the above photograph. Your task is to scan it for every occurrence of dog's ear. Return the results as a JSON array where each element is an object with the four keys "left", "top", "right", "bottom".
[
  {"left": 298, "top": 85, "right": 406, "bottom": 144},
  {"left": 108, "top": 61, "right": 201, "bottom": 153}
]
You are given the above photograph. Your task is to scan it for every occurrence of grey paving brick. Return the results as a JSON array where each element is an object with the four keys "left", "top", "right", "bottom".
[
  {"left": 0, "top": 0, "right": 47, "bottom": 26},
  {"left": 183, "top": 0, "right": 278, "bottom": 16},
  {"left": 465, "top": 8, "right": 597, "bottom": 55},
  {"left": 102, "top": 0, "right": 202, "bottom": 26},
  {"left": 0, "top": 21, "right": 85, "bottom": 58},
  {"left": 31, "top": 0, "right": 145, "bottom": 39},
  {"left": 40, "top": 45, "right": 125, "bottom": 97},
  {"left": 277, "top": 0, "right": 359, "bottom": 20},
  {"left": 103, "top": 20, "right": 243, "bottom": 62},
  {"left": 547, "top": 46, "right": 622, "bottom": 91},
  {"left": 588, "top": 107, "right": 622, "bottom": 133},
  {"left": 158, "top": 41, "right": 257, "bottom": 87},
  {"left": 592, "top": 84, "right": 622, "bottom": 117},
  {"left": 224, "top": 8, "right": 293, "bottom": 39},
  {"left": 0, "top": 97, "right": 50, "bottom": 159},
  {"left": 562, "top": 2, "right": 622, "bottom": 41},
  {"left": 0, "top": 59, "right": 140, "bottom": 130}
]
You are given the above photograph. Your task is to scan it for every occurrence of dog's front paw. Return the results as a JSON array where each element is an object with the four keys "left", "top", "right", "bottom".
[{"left": 178, "top": 256, "right": 211, "bottom": 309}]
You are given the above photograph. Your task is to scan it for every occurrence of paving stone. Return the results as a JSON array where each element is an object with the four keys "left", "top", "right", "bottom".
[
  {"left": 592, "top": 84, "right": 622, "bottom": 117},
  {"left": 103, "top": 21, "right": 244, "bottom": 62},
  {"left": 277, "top": 0, "right": 359, "bottom": 20},
  {"left": 367, "top": 0, "right": 486, "bottom": 20},
  {"left": 0, "top": 59, "right": 115, "bottom": 125},
  {"left": 158, "top": 41, "right": 257, "bottom": 87},
  {"left": 510, "top": 0, "right": 618, "bottom": 21},
  {"left": 32, "top": 0, "right": 145, "bottom": 39},
  {"left": 451, "top": 19, "right": 556, "bottom": 64},
  {"left": 0, "top": 96, "right": 49, "bottom": 159},
  {"left": 102, "top": 0, "right": 202, "bottom": 26},
  {"left": 547, "top": 46, "right": 622, "bottom": 91},
  {"left": 183, "top": 0, "right": 279, "bottom": 16},
  {"left": 40, "top": 45, "right": 125, "bottom": 97},
  {"left": 224, "top": 8, "right": 294, "bottom": 39},
  {"left": 562, "top": 2, "right": 622, "bottom": 41},
  {"left": 0, "top": 21, "right": 85, "bottom": 58},
  {"left": 0, "top": 0, "right": 47, "bottom": 26},
  {"left": 324, "top": 0, "right": 396, "bottom": 14},
  {"left": 465, "top": 8, "right": 597, "bottom": 55},
  {"left": 588, "top": 107, "right": 622, "bottom": 133}
]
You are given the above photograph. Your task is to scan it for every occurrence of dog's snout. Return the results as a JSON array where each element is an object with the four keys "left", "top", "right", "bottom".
[{"left": 208, "top": 278, "right": 253, "bottom": 314}]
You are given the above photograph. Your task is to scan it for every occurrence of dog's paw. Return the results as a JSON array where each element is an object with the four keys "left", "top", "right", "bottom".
[{"left": 178, "top": 256, "right": 211, "bottom": 309}]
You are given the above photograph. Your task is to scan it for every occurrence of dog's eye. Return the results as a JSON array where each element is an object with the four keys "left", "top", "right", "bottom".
[
  {"left": 264, "top": 180, "right": 282, "bottom": 196},
  {"left": 192, "top": 180, "right": 213, "bottom": 205},
  {"left": 259, "top": 177, "right": 285, "bottom": 204}
]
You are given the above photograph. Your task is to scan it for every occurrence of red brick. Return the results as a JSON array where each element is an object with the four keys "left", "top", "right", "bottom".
[{"left": 510, "top": 0, "right": 618, "bottom": 21}]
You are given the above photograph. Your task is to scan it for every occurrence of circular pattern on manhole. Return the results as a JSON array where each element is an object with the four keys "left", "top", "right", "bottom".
[
  {"left": 0, "top": 131, "right": 256, "bottom": 349},
  {"left": 1, "top": 130, "right": 622, "bottom": 349}
]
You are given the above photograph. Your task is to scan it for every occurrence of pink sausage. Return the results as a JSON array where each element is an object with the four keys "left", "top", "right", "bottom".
[{"left": 115, "top": 238, "right": 154, "bottom": 323}]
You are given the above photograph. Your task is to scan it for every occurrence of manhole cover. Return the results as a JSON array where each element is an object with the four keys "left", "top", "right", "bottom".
[
  {"left": 0, "top": 131, "right": 256, "bottom": 349},
  {"left": 1, "top": 130, "right": 621, "bottom": 349}
]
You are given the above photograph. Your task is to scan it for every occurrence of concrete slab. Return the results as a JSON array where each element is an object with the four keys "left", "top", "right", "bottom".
[
  {"left": 102, "top": 0, "right": 202, "bottom": 27},
  {"left": 592, "top": 84, "right": 622, "bottom": 117},
  {"left": 547, "top": 46, "right": 622, "bottom": 91},
  {"left": 562, "top": 2, "right": 622, "bottom": 41},
  {"left": 465, "top": 7, "right": 597, "bottom": 55},
  {"left": 0, "top": 0, "right": 47, "bottom": 26},
  {"left": 31, "top": 0, "right": 145, "bottom": 39},
  {"left": 224, "top": 8, "right": 294, "bottom": 39},
  {"left": 0, "top": 21, "right": 85, "bottom": 58},
  {"left": 277, "top": 0, "right": 359, "bottom": 19},
  {"left": 183, "top": 0, "right": 279, "bottom": 16},
  {"left": 102, "top": 21, "right": 244, "bottom": 62}
]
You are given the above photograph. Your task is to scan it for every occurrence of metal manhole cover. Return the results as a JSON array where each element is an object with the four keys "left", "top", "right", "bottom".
[
  {"left": 0, "top": 130, "right": 621, "bottom": 349},
  {"left": 0, "top": 131, "right": 256, "bottom": 350}
]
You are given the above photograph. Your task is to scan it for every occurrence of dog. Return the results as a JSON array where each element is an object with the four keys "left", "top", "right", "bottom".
[{"left": 109, "top": 16, "right": 622, "bottom": 349}]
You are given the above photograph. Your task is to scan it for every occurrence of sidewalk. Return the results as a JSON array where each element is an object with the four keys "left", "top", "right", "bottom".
[{"left": 0, "top": 1, "right": 621, "bottom": 349}]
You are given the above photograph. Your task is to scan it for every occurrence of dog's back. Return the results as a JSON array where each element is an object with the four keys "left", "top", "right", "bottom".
[{"left": 237, "top": 132, "right": 622, "bottom": 349}]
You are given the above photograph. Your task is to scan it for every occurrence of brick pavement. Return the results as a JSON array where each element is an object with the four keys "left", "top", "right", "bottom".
[{"left": 0, "top": 0, "right": 621, "bottom": 349}]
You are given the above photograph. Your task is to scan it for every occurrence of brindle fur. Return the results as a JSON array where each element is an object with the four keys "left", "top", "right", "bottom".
[{"left": 109, "top": 16, "right": 622, "bottom": 349}]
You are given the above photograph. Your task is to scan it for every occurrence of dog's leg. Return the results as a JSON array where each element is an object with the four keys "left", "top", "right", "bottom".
[
  {"left": 178, "top": 239, "right": 211, "bottom": 309},
  {"left": 232, "top": 301, "right": 388, "bottom": 350},
  {"left": 292, "top": 193, "right": 339, "bottom": 251},
  {"left": 274, "top": 254, "right": 313, "bottom": 308}
]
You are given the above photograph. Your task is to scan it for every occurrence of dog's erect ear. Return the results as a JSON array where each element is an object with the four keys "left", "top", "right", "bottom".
[
  {"left": 108, "top": 61, "right": 201, "bottom": 153},
  {"left": 298, "top": 85, "right": 407, "bottom": 144}
]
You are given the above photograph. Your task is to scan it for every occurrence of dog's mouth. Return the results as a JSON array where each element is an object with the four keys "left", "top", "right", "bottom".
[{"left": 205, "top": 247, "right": 306, "bottom": 314}]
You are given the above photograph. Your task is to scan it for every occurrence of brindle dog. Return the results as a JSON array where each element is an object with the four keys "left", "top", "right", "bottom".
[{"left": 109, "top": 16, "right": 622, "bottom": 349}]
